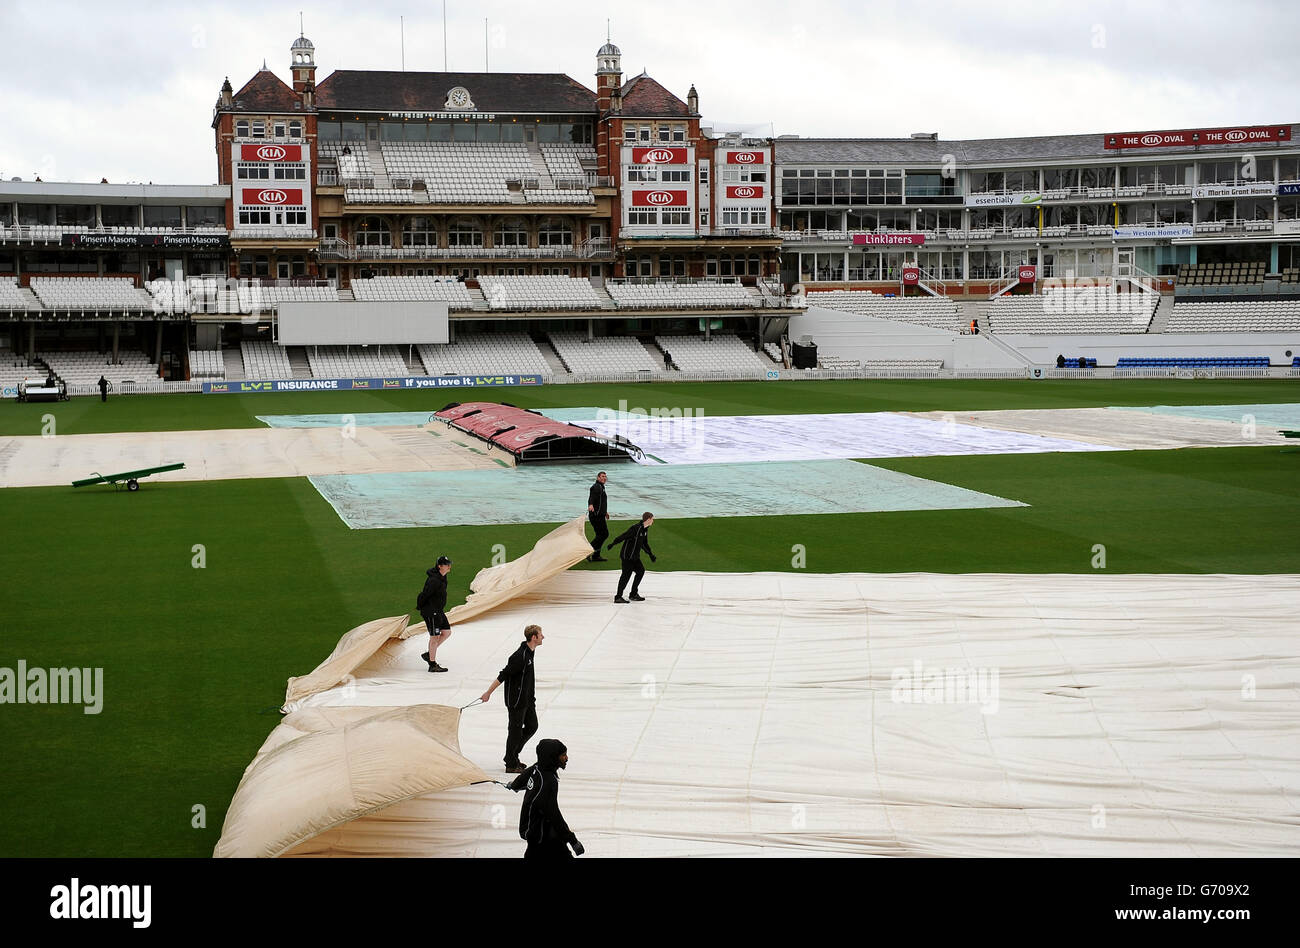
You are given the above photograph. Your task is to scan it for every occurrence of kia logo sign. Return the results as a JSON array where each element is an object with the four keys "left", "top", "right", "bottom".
[
  {"left": 258, "top": 189, "right": 288, "bottom": 204},
  {"left": 256, "top": 145, "right": 287, "bottom": 161},
  {"left": 734, "top": 152, "right": 757, "bottom": 163},
  {"left": 1141, "top": 134, "right": 1162, "bottom": 146},
  {"left": 733, "top": 186, "right": 756, "bottom": 198},
  {"left": 645, "top": 149, "right": 674, "bottom": 163},
  {"left": 1225, "top": 129, "right": 1247, "bottom": 142},
  {"left": 646, "top": 191, "right": 674, "bottom": 205},
  {"left": 1018, "top": 266, "right": 1036, "bottom": 282}
]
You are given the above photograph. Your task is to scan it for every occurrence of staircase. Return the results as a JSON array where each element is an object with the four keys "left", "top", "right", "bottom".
[
  {"left": 467, "top": 286, "right": 490, "bottom": 312},
  {"left": 538, "top": 338, "right": 571, "bottom": 377},
  {"left": 337, "top": 287, "right": 355, "bottom": 302},
  {"left": 591, "top": 282, "right": 618, "bottom": 310},
  {"left": 287, "top": 346, "right": 312, "bottom": 379},
  {"left": 524, "top": 142, "right": 556, "bottom": 189},
  {"left": 221, "top": 348, "right": 245, "bottom": 380},
  {"left": 981, "top": 329, "right": 1035, "bottom": 368},
  {"left": 17, "top": 287, "right": 40, "bottom": 310},
  {"left": 1146, "top": 296, "right": 1172, "bottom": 334},
  {"left": 641, "top": 337, "right": 672, "bottom": 370},
  {"left": 402, "top": 345, "right": 426, "bottom": 373},
  {"left": 365, "top": 140, "right": 392, "bottom": 189}
]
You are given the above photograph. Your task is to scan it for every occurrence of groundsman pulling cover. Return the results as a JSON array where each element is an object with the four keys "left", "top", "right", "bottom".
[{"left": 214, "top": 704, "right": 488, "bottom": 858}]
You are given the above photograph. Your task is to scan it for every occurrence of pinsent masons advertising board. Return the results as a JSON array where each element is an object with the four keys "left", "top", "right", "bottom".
[
  {"left": 202, "top": 375, "right": 544, "bottom": 394},
  {"left": 61, "top": 233, "right": 230, "bottom": 250}
]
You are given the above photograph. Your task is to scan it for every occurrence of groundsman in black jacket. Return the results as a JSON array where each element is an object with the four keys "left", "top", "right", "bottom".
[
  {"left": 480, "top": 625, "right": 543, "bottom": 773},
  {"left": 609, "top": 512, "right": 656, "bottom": 603},
  {"left": 510, "top": 738, "right": 583, "bottom": 859}
]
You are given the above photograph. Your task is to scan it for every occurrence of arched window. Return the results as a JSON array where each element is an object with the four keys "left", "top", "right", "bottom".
[
  {"left": 537, "top": 217, "right": 573, "bottom": 248},
  {"left": 448, "top": 217, "right": 483, "bottom": 247},
  {"left": 354, "top": 216, "right": 391, "bottom": 247},
  {"left": 403, "top": 216, "right": 437, "bottom": 247},
  {"left": 494, "top": 217, "right": 528, "bottom": 247}
]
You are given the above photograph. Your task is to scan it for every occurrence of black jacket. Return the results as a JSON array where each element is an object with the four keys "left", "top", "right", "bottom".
[
  {"left": 416, "top": 568, "right": 448, "bottom": 615},
  {"left": 498, "top": 641, "right": 536, "bottom": 709},
  {"left": 609, "top": 522, "right": 654, "bottom": 564},
  {"left": 510, "top": 739, "right": 575, "bottom": 845},
  {"left": 587, "top": 479, "right": 607, "bottom": 518}
]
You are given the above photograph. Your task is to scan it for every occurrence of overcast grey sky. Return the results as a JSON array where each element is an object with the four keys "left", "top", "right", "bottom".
[{"left": 1, "top": 0, "right": 1296, "bottom": 184}]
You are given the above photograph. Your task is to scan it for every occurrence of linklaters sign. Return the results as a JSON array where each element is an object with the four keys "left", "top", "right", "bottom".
[{"left": 61, "top": 233, "right": 230, "bottom": 250}]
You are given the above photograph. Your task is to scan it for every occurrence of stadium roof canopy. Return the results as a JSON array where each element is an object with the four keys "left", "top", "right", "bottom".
[
  {"left": 435, "top": 402, "right": 640, "bottom": 464},
  {"left": 775, "top": 123, "right": 1300, "bottom": 164},
  {"left": 316, "top": 70, "right": 598, "bottom": 114}
]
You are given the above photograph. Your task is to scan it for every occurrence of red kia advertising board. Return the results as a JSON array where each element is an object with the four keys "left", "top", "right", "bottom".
[
  {"left": 241, "top": 188, "right": 304, "bottom": 205},
  {"left": 724, "top": 151, "right": 765, "bottom": 164},
  {"left": 725, "top": 185, "right": 764, "bottom": 199},
  {"left": 630, "top": 147, "right": 688, "bottom": 164},
  {"left": 902, "top": 267, "right": 920, "bottom": 286},
  {"left": 1018, "top": 265, "right": 1037, "bottom": 283},
  {"left": 239, "top": 144, "right": 303, "bottom": 162},
  {"left": 630, "top": 190, "right": 688, "bottom": 207},
  {"left": 1104, "top": 125, "right": 1290, "bottom": 149}
]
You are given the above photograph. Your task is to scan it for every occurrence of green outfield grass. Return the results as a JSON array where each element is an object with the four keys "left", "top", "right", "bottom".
[
  {"left": 1, "top": 378, "right": 1297, "bottom": 857},
  {"left": 1, "top": 376, "right": 1297, "bottom": 435}
]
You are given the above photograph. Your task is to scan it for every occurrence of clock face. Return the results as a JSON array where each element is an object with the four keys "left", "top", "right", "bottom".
[{"left": 448, "top": 87, "right": 470, "bottom": 108}]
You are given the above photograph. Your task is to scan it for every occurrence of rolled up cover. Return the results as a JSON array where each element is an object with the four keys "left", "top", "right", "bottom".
[
  {"left": 284, "top": 614, "right": 412, "bottom": 707},
  {"left": 214, "top": 704, "right": 489, "bottom": 858}
]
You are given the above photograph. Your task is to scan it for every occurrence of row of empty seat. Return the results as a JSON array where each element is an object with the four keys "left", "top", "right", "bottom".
[
  {"left": 549, "top": 332, "right": 663, "bottom": 376},
  {"left": 31, "top": 277, "right": 154, "bottom": 311},
  {"left": 986, "top": 289, "right": 1158, "bottom": 333},
  {"left": 240, "top": 340, "right": 294, "bottom": 379},
  {"left": 350, "top": 276, "right": 476, "bottom": 309},
  {"left": 188, "top": 350, "right": 225, "bottom": 379},
  {"left": 606, "top": 282, "right": 756, "bottom": 309},
  {"left": 1166, "top": 300, "right": 1300, "bottom": 333},
  {"left": 39, "top": 350, "right": 156, "bottom": 384},
  {"left": 1117, "top": 356, "right": 1269, "bottom": 368},
  {"left": 479, "top": 275, "right": 603, "bottom": 310},
  {"left": 1177, "top": 262, "right": 1267, "bottom": 286},
  {"left": 809, "top": 291, "right": 966, "bottom": 331},
  {"left": 652, "top": 334, "right": 769, "bottom": 374},
  {"left": 417, "top": 332, "right": 550, "bottom": 376},
  {"left": 381, "top": 143, "right": 537, "bottom": 203},
  {"left": 304, "top": 345, "right": 409, "bottom": 379}
]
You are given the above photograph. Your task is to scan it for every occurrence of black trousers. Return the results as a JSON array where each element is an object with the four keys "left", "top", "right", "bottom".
[
  {"left": 100, "top": 390, "right": 107, "bottom": 402},
  {"left": 505, "top": 700, "right": 539, "bottom": 767},
  {"left": 616, "top": 560, "right": 645, "bottom": 596},
  {"left": 524, "top": 839, "right": 572, "bottom": 860},
  {"left": 589, "top": 515, "right": 608, "bottom": 553}
]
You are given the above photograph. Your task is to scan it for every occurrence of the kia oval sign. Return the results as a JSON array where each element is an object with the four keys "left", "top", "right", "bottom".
[{"left": 239, "top": 144, "right": 302, "bottom": 161}]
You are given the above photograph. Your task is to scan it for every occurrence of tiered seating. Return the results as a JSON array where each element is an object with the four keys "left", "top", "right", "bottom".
[
  {"left": 1056, "top": 356, "right": 1098, "bottom": 368},
  {"left": 239, "top": 283, "right": 338, "bottom": 309},
  {"left": 381, "top": 143, "right": 536, "bottom": 203},
  {"left": 1177, "top": 261, "right": 1266, "bottom": 286},
  {"left": 1281, "top": 268, "right": 1299, "bottom": 285},
  {"left": 30, "top": 277, "right": 153, "bottom": 311},
  {"left": 1, "top": 357, "right": 48, "bottom": 391},
  {"left": 763, "top": 342, "right": 783, "bottom": 362},
  {"left": 653, "top": 334, "right": 769, "bottom": 374},
  {"left": 188, "top": 350, "right": 225, "bottom": 379},
  {"left": 351, "top": 276, "right": 475, "bottom": 310},
  {"left": 417, "top": 332, "right": 550, "bottom": 376},
  {"left": 0, "top": 278, "right": 37, "bottom": 310},
  {"left": 549, "top": 332, "right": 662, "bottom": 375},
  {"left": 240, "top": 340, "right": 294, "bottom": 379},
  {"left": 304, "top": 345, "right": 409, "bottom": 379},
  {"left": 986, "top": 289, "right": 1157, "bottom": 333},
  {"left": 1166, "top": 300, "right": 1300, "bottom": 332},
  {"left": 1117, "top": 356, "right": 1268, "bottom": 368},
  {"left": 540, "top": 143, "right": 596, "bottom": 181},
  {"left": 523, "top": 189, "right": 594, "bottom": 205},
  {"left": 479, "top": 275, "right": 603, "bottom": 310},
  {"left": 41, "top": 350, "right": 156, "bottom": 384},
  {"left": 319, "top": 142, "right": 374, "bottom": 178},
  {"left": 808, "top": 291, "right": 965, "bottom": 331},
  {"left": 607, "top": 281, "right": 756, "bottom": 310}
]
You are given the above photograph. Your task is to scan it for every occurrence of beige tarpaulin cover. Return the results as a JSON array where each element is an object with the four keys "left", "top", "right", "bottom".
[
  {"left": 284, "top": 615, "right": 415, "bottom": 707},
  {"left": 214, "top": 704, "right": 490, "bottom": 858},
  {"left": 276, "top": 569, "right": 1300, "bottom": 857}
]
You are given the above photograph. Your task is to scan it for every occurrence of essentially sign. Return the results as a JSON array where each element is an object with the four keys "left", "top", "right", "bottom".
[
  {"left": 1192, "top": 183, "right": 1277, "bottom": 198},
  {"left": 61, "top": 233, "right": 230, "bottom": 250},
  {"left": 724, "top": 151, "right": 765, "bottom": 164},
  {"left": 725, "top": 185, "right": 764, "bottom": 199},
  {"left": 901, "top": 267, "right": 920, "bottom": 286},
  {"left": 630, "top": 189, "right": 688, "bottom": 207},
  {"left": 630, "top": 147, "right": 688, "bottom": 165},
  {"left": 239, "top": 144, "right": 302, "bottom": 162},
  {"left": 965, "top": 192, "right": 1043, "bottom": 207},
  {"left": 1104, "top": 125, "right": 1291, "bottom": 149},
  {"left": 852, "top": 233, "right": 926, "bottom": 245},
  {"left": 1018, "top": 265, "right": 1037, "bottom": 283},
  {"left": 240, "top": 188, "right": 303, "bottom": 206},
  {"left": 1112, "top": 225, "right": 1195, "bottom": 238},
  {"left": 203, "top": 375, "right": 544, "bottom": 394}
]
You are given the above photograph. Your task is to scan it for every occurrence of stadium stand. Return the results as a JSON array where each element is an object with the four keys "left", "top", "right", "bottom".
[
  {"left": 350, "top": 276, "right": 476, "bottom": 309},
  {"left": 240, "top": 340, "right": 295, "bottom": 379},
  {"left": 238, "top": 283, "right": 338, "bottom": 308},
  {"left": 304, "top": 345, "right": 409, "bottom": 378},
  {"left": 1165, "top": 300, "right": 1300, "bottom": 332},
  {"left": 808, "top": 291, "right": 966, "bottom": 331},
  {"left": 319, "top": 141, "right": 374, "bottom": 179},
  {"left": 549, "top": 331, "right": 663, "bottom": 375},
  {"left": 30, "top": 277, "right": 153, "bottom": 311},
  {"left": 380, "top": 142, "right": 537, "bottom": 203},
  {"left": 40, "top": 350, "right": 156, "bottom": 384},
  {"left": 1176, "top": 261, "right": 1266, "bottom": 286},
  {"left": 540, "top": 143, "right": 597, "bottom": 181},
  {"left": 606, "top": 281, "right": 756, "bottom": 310},
  {"left": 985, "top": 288, "right": 1158, "bottom": 333},
  {"left": 1117, "top": 356, "right": 1269, "bottom": 368},
  {"left": 0, "top": 278, "right": 39, "bottom": 311},
  {"left": 653, "top": 334, "right": 769, "bottom": 374},
  {"left": 188, "top": 350, "right": 226, "bottom": 379},
  {"left": 479, "top": 275, "right": 603, "bottom": 310},
  {"left": 417, "top": 332, "right": 551, "bottom": 376}
]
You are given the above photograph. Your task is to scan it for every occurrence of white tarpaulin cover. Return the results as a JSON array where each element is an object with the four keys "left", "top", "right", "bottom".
[
  {"left": 280, "top": 569, "right": 1300, "bottom": 857},
  {"left": 214, "top": 704, "right": 489, "bottom": 858}
]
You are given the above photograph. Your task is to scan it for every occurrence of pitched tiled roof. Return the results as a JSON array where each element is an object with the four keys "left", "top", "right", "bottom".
[
  {"left": 618, "top": 74, "right": 691, "bottom": 117},
  {"left": 228, "top": 69, "right": 304, "bottom": 113},
  {"left": 316, "top": 71, "right": 597, "bottom": 113}
]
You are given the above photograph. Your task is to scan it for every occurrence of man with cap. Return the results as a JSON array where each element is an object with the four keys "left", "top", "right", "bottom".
[
  {"left": 608, "top": 512, "right": 656, "bottom": 603},
  {"left": 509, "top": 738, "right": 584, "bottom": 860},
  {"left": 587, "top": 471, "right": 610, "bottom": 562},
  {"left": 480, "top": 624, "right": 543, "bottom": 774},
  {"left": 416, "top": 555, "right": 453, "bottom": 672}
]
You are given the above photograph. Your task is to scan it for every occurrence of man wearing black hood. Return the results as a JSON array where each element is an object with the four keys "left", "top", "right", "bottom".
[
  {"left": 509, "top": 738, "right": 584, "bottom": 859},
  {"left": 416, "top": 555, "right": 453, "bottom": 672}
]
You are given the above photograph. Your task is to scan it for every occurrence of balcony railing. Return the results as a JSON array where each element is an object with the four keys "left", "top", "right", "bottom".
[
  {"left": 319, "top": 239, "right": 614, "bottom": 261},
  {"left": 0, "top": 223, "right": 228, "bottom": 241}
]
